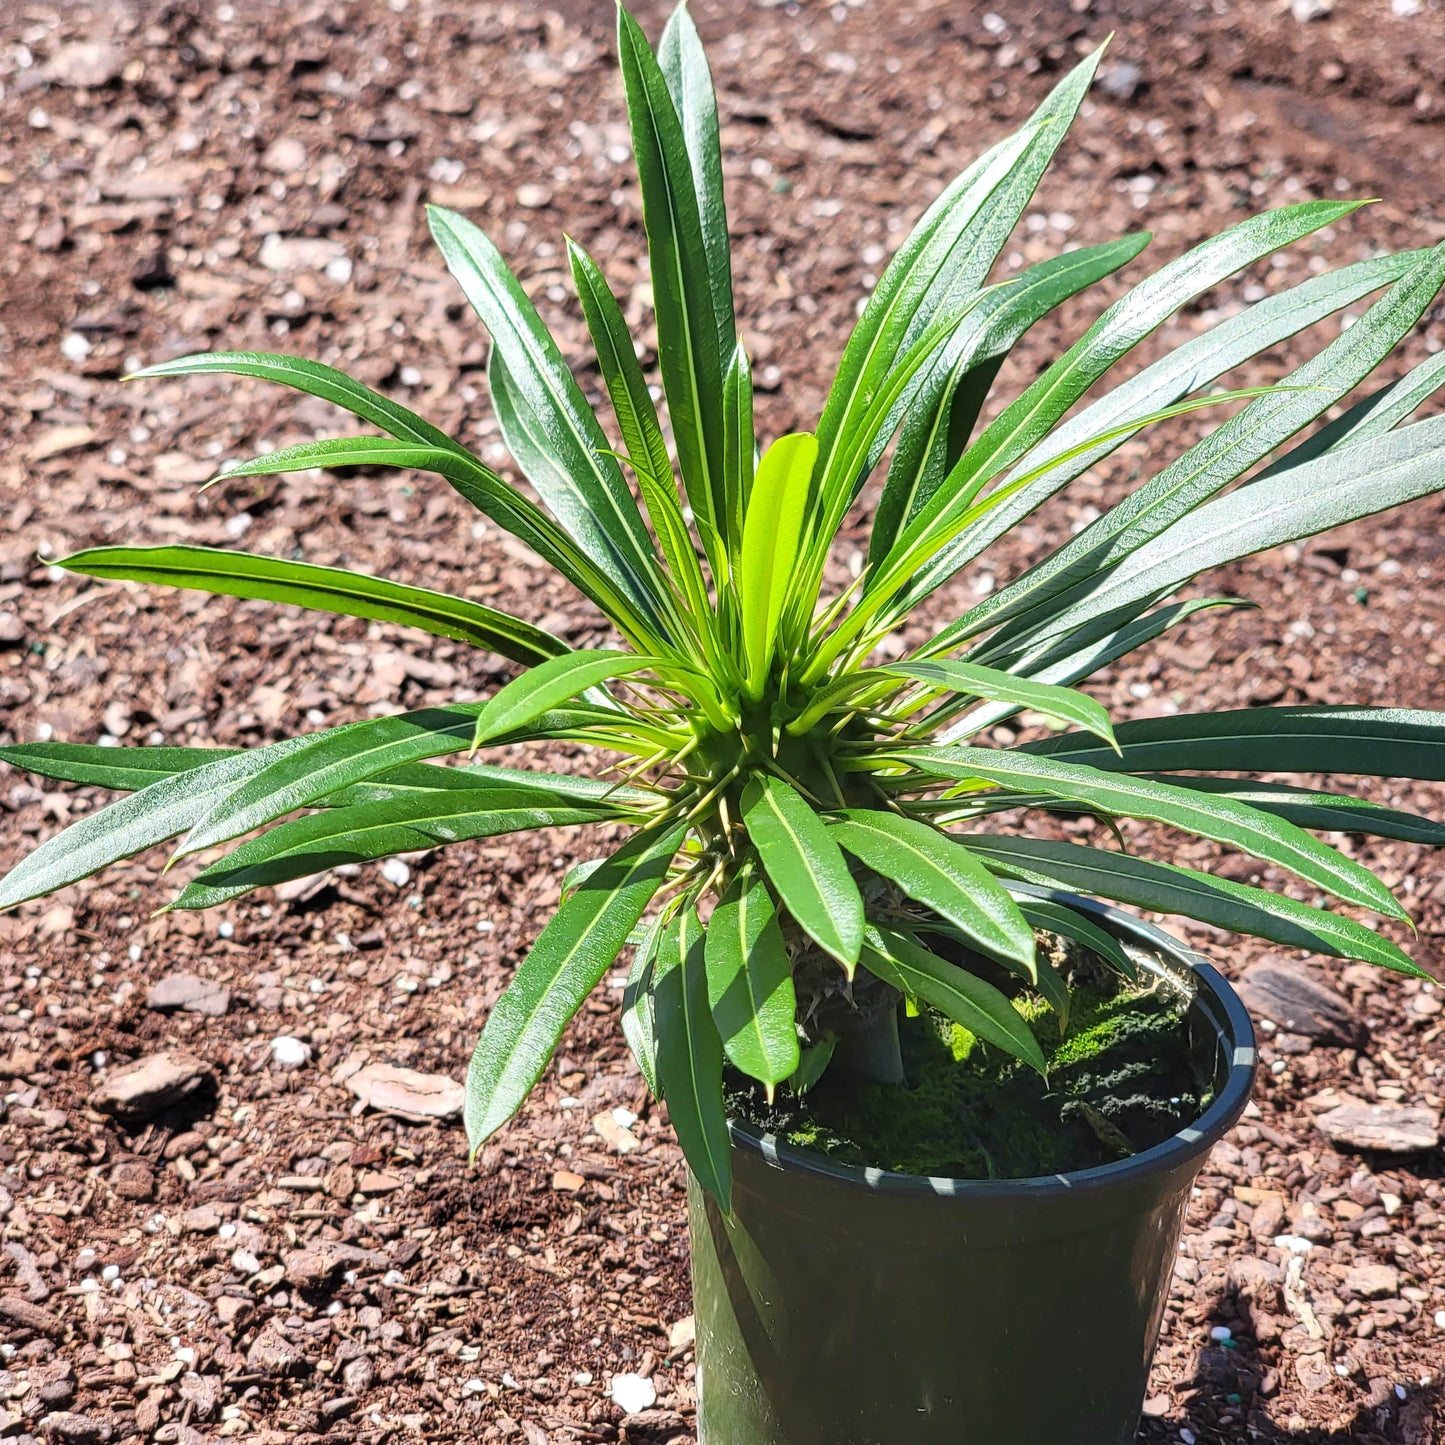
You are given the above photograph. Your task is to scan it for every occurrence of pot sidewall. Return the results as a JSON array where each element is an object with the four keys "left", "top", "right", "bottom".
[{"left": 686, "top": 899, "right": 1256, "bottom": 1445}]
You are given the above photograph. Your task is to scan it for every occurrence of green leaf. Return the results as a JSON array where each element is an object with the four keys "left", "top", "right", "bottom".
[
  {"left": 862, "top": 922, "right": 1046, "bottom": 1073},
  {"left": 0, "top": 742, "right": 238, "bottom": 792},
  {"left": 654, "top": 904, "right": 732, "bottom": 1208},
  {"left": 617, "top": 8, "right": 728, "bottom": 561},
  {"left": 970, "top": 243, "right": 1445, "bottom": 661},
  {"left": 883, "top": 199, "right": 1368, "bottom": 615},
  {"left": 623, "top": 912, "right": 667, "bottom": 1098},
  {"left": 567, "top": 237, "right": 712, "bottom": 637},
  {"left": 873, "top": 235, "right": 1151, "bottom": 563},
  {"left": 962, "top": 834, "right": 1425, "bottom": 977},
  {"left": 739, "top": 433, "right": 817, "bottom": 698},
  {"left": 214, "top": 433, "right": 666, "bottom": 649},
  {"left": 891, "top": 745, "right": 1408, "bottom": 921},
  {"left": 935, "top": 598, "right": 1248, "bottom": 743},
  {"left": 788, "top": 1033, "right": 837, "bottom": 1095},
  {"left": 178, "top": 706, "right": 486, "bottom": 858},
  {"left": 1015, "top": 412, "right": 1445, "bottom": 661},
  {"left": 0, "top": 741, "right": 313, "bottom": 911},
  {"left": 1023, "top": 706, "right": 1445, "bottom": 781},
  {"left": 171, "top": 781, "right": 635, "bottom": 909},
  {"left": 883, "top": 660, "right": 1116, "bottom": 749},
  {"left": 829, "top": 810, "right": 1035, "bottom": 970},
  {"left": 741, "top": 774, "right": 863, "bottom": 970},
  {"left": 658, "top": 2, "right": 735, "bottom": 361},
  {"left": 722, "top": 344, "right": 755, "bottom": 561},
  {"left": 60, "top": 545, "right": 569, "bottom": 667},
  {"left": 425, "top": 205, "right": 673, "bottom": 629},
  {"left": 704, "top": 863, "right": 800, "bottom": 1088},
  {"left": 921, "top": 248, "right": 1427, "bottom": 653},
  {"left": 472, "top": 651, "right": 658, "bottom": 748},
  {"left": 130, "top": 350, "right": 463, "bottom": 449},
  {"left": 1010, "top": 896, "right": 1138, "bottom": 984},
  {"left": 465, "top": 818, "right": 686, "bottom": 1150},
  {"left": 1132, "top": 776, "right": 1445, "bottom": 846}
]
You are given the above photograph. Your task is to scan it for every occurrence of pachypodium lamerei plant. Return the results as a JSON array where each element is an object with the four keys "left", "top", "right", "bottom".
[{"left": 6, "top": 6, "right": 1445, "bottom": 1208}]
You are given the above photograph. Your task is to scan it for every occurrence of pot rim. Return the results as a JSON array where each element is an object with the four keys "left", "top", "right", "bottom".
[{"left": 726, "top": 887, "right": 1257, "bottom": 1200}]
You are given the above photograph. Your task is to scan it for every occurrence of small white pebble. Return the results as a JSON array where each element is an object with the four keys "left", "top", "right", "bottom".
[
  {"left": 325, "top": 255, "right": 353, "bottom": 284},
  {"left": 270, "top": 1035, "right": 311, "bottom": 1068},
  {"left": 343, "top": 1270, "right": 358, "bottom": 1285},
  {"left": 80, "top": 1278, "right": 99, "bottom": 1293},
  {"left": 217, "top": 921, "right": 234, "bottom": 939},
  {"left": 399, "top": 366, "right": 423, "bottom": 387},
  {"left": 1435, "top": 1310, "right": 1445, "bottom": 1331},
  {"left": 224, "top": 512, "right": 253, "bottom": 539},
  {"left": 383, "top": 1269, "right": 405, "bottom": 1287},
  {"left": 572, "top": 1370, "right": 593, "bottom": 1386},
  {"left": 381, "top": 857, "right": 411, "bottom": 887},
  {"left": 218, "top": 1222, "right": 237, "bottom": 1239},
  {"left": 0, "top": 1344, "right": 14, "bottom": 1360},
  {"left": 1273, "top": 1234, "right": 1314, "bottom": 1255},
  {"left": 175, "top": 1346, "right": 196, "bottom": 1365},
  {"left": 327, "top": 1301, "right": 341, "bottom": 1316},
  {"left": 609, "top": 1373, "right": 657, "bottom": 1415},
  {"left": 101, "top": 1264, "right": 121, "bottom": 1283},
  {"left": 611, "top": 1107, "right": 639, "bottom": 1129},
  {"left": 91, "top": 1052, "right": 107, "bottom": 1070},
  {"left": 127, "top": 944, "right": 142, "bottom": 963},
  {"left": 231, "top": 1249, "right": 261, "bottom": 1274},
  {"left": 222, "top": 1406, "right": 242, "bottom": 1421},
  {"left": 462, "top": 1379, "right": 486, "bottom": 1396},
  {"left": 1396, "top": 1384, "right": 1408, "bottom": 1400},
  {"left": 1209, "top": 1325, "right": 1231, "bottom": 1342}
]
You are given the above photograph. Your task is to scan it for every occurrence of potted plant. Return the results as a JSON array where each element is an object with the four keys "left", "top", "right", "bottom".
[{"left": 5, "top": 6, "right": 1445, "bottom": 1441}]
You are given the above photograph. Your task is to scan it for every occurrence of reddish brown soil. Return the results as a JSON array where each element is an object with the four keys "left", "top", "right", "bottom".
[{"left": 1, "top": 1, "right": 1443, "bottom": 1442}]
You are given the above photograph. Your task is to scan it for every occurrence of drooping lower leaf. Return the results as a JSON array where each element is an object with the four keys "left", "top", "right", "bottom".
[
  {"left": 464, "top": 819, "right": 685, "bottom": 1151},
  {"left": 653, "top": 904, "right": 732, "bottom": 1209}
]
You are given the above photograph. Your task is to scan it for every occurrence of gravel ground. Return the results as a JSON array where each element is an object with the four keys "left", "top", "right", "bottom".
[{"left": 0, "top": 1, "right": 1442, "bottom": 1441}]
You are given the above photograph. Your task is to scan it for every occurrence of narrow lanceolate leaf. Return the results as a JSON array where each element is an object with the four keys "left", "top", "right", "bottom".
[
  {"left": 741, "top": 774, "right": 863, "bottom": 970},
  {"left": 883, "top": 660, "right": 1116, "bottom": 750},
  {"left": 970, "top": 242, "right": 1445, "bottom": 660},
  {"left": 829, "top": 810, "right": 1035, "bottom": 970},
  {"left": 617, "top": 8, "right": 727, "bottom": 558},
  {"left": 172, "top": 784, "right": 635, "bottom": 909},
  {"left": 0, "top": 743, "right": 237, "bottom": 792},
  {"left": 862, "top": 923, "right": 1046, "bottom": 1073},
  {"left": 130, "top": 351, "right": 463, "bottom": 449},
  {"left": 936, "top": 599, "right": 1248, "bottom": 743},
  {"left": 425, "top": 205, "right": 672, "bottom": 628},
  {"left": 872, "top": 235, "right": 1151, "bottom": 563},
  {"left": 1129, "top": 777, "right": 1445, "bottom": 846},
  {"left": 178, "top": 706, "right": 487, "bottom": 858},
  {"left": 1017, "top": 413, "right": 1445, "bottom": 661},
  {"left": 1010, "top": 897, "right": 1138, "bottom": 984},
  {"left": 0, "top": 741, "right": 313, "bottom": 911},
  {"left": 739, "top": 433, "right": 817, "bottom": 698},
  {"left": 472, "top": 651, "right": 658, "bottom": 748},
  {"left": 658, "top": 3, "right": 736, "bottom": 360},
  {"left": 622, "top": 912, "right": 668, "bottom": 1098},
  {"left": 465, "top": 819, "right": 686, "bottom": 1151},
  {"left": 722, "top": 345, "right": 755, "bottom": 559},
  {"left": 963, "top": 835, "right": 1425, "bottom": 977},
  {"left": 881, "top": 199, "right": 1368, "bottom": 614},
  {"left": 920, "top": 248, "right": 1425, "bottom": 654},
  {"left": 61, "top": 546, "right": 569, "bottom": 667},
  {"left": 214, "top": 434, "right": 665, "bottom": 648},
  {"left": 890, "top": 746, "right": 1408, "bottom": 921},
  {"left": 654, "top": 905, "right": 732, "bottom": 1209},
  {"left": 705, "top": 864, "right": 800, "bottom": 1088},
  {"left": 789, "top": 1034, "right": 837, "bottom": 1095},
  {"left": 567, "top": 238, "right": 711, "bottom": 631},
  {"left": 1022, "top": 706, "right": 1445, "bottom": 781}
]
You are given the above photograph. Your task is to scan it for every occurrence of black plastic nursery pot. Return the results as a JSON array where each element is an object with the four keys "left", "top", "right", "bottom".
[{"left": 687, "top": 891, "right": 1257, "bottom": 1445}]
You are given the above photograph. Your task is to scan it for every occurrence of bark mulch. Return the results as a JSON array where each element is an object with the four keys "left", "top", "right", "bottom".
[{"left": 0, "top": 1, "right": 1442, "bottom": 1441}]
